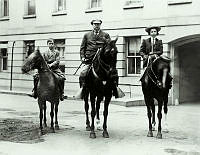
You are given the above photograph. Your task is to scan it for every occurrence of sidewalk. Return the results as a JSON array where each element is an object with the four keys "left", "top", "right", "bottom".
[{"left": 0, "top": 88, "right": 145, "bottom": 107}]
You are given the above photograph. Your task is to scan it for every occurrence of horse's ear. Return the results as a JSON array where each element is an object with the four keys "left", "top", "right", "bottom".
[
  {"left": 36, "top": 46, "right": 40, "bottom": 51},
  {"left": 114, "top": 35, "right": 118, "bottom": 43}
]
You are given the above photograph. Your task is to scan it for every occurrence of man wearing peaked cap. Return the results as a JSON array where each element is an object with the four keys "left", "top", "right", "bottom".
[
  {"left": 75, "top": 19, "right": 121, "bottom": 99},
  {"left": 91, "top": 19, "right": 102, "bottom": 25}
]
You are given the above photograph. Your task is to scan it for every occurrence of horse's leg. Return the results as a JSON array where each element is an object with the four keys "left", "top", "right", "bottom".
[
  {"left": 43, "top": 102, "right": 47, "bottom": 128},
  {"left": 156, "top": 101, "right": 163, "bottom": 139},
  {"left": 50, "top": 102, "right": 55, "bottom": 133},
  {"left": 89, "top": 94, "right": 96, "bottom": 138},
  {"left": 145, "top": 97, "right": 153, "bottom": 137},
  {"left": 102, "top": 96, "right": 111, "bottom": 138},
  {"left": 163, "top": 93, "right": 169, "bottom": 133},
  {"left": 96, "top": 96, "right": 102, "bottom": 130},
  {"left": 151, "top": 100, "right": 156, "bottom": 131},
  {"left": 55, "top": 100, "right": 60, "bottom": 130},
  {"left": 84, "top": 90, "right": 90, "bottom": 131},
  {"left": 38, "top": 99, "right": 45, "bottom": 134}
]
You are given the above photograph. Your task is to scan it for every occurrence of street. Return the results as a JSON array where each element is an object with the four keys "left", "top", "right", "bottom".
[{"left": 0, "top": 93, "right": 200, "bottom": 155}]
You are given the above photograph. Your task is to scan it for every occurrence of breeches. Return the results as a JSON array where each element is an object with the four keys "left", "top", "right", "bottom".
[{"left": 79, "top": 64, "right": 90, "bottom": 78}]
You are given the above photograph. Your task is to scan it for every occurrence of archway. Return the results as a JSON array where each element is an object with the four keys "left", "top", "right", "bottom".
[{"left": 170, "top": 35, "right": 200, "bottom": 104}]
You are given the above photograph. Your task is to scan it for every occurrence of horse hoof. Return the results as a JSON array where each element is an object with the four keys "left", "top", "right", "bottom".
[
  {"left": 152, "top": 122, "right": 156, "bottom": 131},
  {"left": 50, "top": 127, "right": 55, "bottom": 133},
  {"left": 40, "top": 129, "right": 45, "bottom": 135},
  {"left": 97, "top": 126, "right": 102, "bottom": 131},
  {"left": 86, "top": 126, "right": 91, "bottom": 131},
  {"left": 90, "top": 132, "right": 96, "bottom": 139},
  {"left": 55, "top": 125, "right": 60, "bottom": 130},
  {"left": 147, "top": 131, "right": 153, "bottom": 137},
  {"left": 156, "top": 132, "right": 162, "bottom": 139},
  {"left": 103, "top": 131, "right": 109, "bottom": 138}
]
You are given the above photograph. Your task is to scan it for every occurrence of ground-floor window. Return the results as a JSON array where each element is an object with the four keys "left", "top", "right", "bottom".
[
  {"left": 24, "top": 40, "right": 35, "bottom": 60},
  {"left": 0, "top": 48, "right": 8, "bottom": 71},
  {"left": 125, "top": 37, "right": 142, "bottom": 75},
  {"left": 54, "top": 39, "right": 65, "bottom": 59}
]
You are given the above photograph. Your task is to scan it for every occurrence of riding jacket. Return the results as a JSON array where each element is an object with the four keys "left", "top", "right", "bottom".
[
  {"left": 80, "top": 30, "right": 111, "bottom": 63},
  {"left": 139, "top": 38, "right": 163, "bottom": 68},
  {"left": 43, "top": 48, "right": 65, "bottom": 79}
]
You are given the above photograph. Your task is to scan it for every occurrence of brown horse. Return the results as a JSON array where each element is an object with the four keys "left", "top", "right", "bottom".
[
  {"left": 21, "top": 49, "right": 61, "bottom": 134},
  {"left": 141, "top": 56, "right": 172, "bottom": 139},
  {"left": 83, "top": 37, "right": 119, "bottom": 138}
]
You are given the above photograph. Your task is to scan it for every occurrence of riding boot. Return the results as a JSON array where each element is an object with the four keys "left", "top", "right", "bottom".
[
  {"left": 59, "top": 80, "right": 65, "bottom": 101},
  {"left": 74, "top": 76, "right": 85, "bottom": 99},
  {"left": 112, "top": 79, "right": 125, "bottom": 99},
  {"left": 30, "top": 75, "right": 39, "bottom": 99}
]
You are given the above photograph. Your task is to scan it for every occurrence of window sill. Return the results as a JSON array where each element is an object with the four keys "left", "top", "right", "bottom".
[
  {"left": 85, "top": 7, "right": 102, "bottom": 13},
  {"left": 168, "top": 0, "right": 192, "bottom": 5},
  {"left": 52, "top": 11, "right": 67, "bottom": 16},
  {"left": 0, "top": 16, "right": 9, "bottom": 21},
  {"left": 23, "top": 14, "right": 36, "bottom": 19},
  {"left": 123, "top": 3, "right": 144, "bottom": 9}
]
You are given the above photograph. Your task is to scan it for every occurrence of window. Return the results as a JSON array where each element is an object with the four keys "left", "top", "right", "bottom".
[
  {"left": 124, "top": 0, "right": 143, "bottom": 9},
  {"left": 54, "top": 39, "right": 65, "bottom": 58},
  {"left": 0, "top": 0, "right": 9, "bottom": 17},
  {"left": 126, "top": 37, "right": 142, "bottom": 75},
  {"left": 54, "top": 0, "right": 66, "bottom": 12},
  {"left": 0, "top": 48, "right": 8, "bottom": 71},
  {"left": 24, "top": 41, "right": 35, "bottom": 60},
  {"left": 24, "top": 0, "right": 36, "bottom": 16},
  {"left": 88, "top": 0, "right": 101, "bottom": 9}
]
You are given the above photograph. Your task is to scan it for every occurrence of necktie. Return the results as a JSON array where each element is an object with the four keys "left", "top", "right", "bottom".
[{"left": 152, "top": 38, "right": 155, "bottom": 53}]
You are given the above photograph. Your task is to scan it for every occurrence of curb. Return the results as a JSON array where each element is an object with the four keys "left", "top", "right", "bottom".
[{"left": 0, "top": 90, "right": 145, "bottom": 107}]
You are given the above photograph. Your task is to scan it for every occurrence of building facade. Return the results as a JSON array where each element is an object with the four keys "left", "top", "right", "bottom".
[{"left": 0, "top": 0, "right": 200, "bottom": 104}]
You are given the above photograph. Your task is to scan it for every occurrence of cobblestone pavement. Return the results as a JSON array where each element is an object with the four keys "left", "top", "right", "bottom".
[{"left": 0, "top": 94, "right": 199, "bottom": 155}]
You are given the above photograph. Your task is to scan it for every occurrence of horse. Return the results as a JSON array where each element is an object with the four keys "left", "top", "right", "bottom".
[
  {"left": 83, "top": 37, "right": 119, "bottom": 138},
  {"left": 21, "top": 49, "right": 61, "bottom": 134},
  {"left": 141, "top": 55, "right": 172, "bottom": 139}
]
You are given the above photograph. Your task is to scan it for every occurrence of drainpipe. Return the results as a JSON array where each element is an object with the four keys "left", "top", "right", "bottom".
[{"left": 10, "top": 41, "right": 15, "bottom": 91}]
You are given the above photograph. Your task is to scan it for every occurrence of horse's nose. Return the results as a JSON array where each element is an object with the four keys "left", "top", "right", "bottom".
[{"left": 21, "top": 67, "right": 26, "bottom": 74}]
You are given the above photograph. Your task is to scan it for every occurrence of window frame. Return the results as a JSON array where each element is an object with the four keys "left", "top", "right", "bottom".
[
  {"left": 123, "top": 0, "right": 144, "bottom": 9},
  {"left": 85, "top": 0, "right": 102, "bottom": 13},
  {"left": 23, "top": 0, "right": 36, "bottom": 19},
  {"left": 0, "top": 0, "right": 9, "bottom": 18},
  {"left": 126, "top": 37, "right": 142, "bottom": 76}
]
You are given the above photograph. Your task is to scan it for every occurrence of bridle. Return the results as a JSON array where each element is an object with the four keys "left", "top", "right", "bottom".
[{"left": 146, "top": 60, "right": 163, "bottom": 88}]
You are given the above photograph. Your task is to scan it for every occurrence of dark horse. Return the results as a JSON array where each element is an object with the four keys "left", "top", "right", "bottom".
[
  {"left": 141, "top": 56, "right": 172, "bottom": 139},
  {"left": 83, "top": 37, "right": 119, "bottom": 138},
  {"left": 21, "top": 49, "right": 61, "bottom": 134}
]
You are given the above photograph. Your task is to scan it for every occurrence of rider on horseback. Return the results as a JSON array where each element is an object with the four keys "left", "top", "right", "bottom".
[
  {"left": 139, "top": 26, "right": 172, "bottom": 86},
  {"left": 30, "top": 38, "right": 66, "bottom": 101},
  {"left": 78, "top": 19, "right": 121, "bottom": 99}
]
